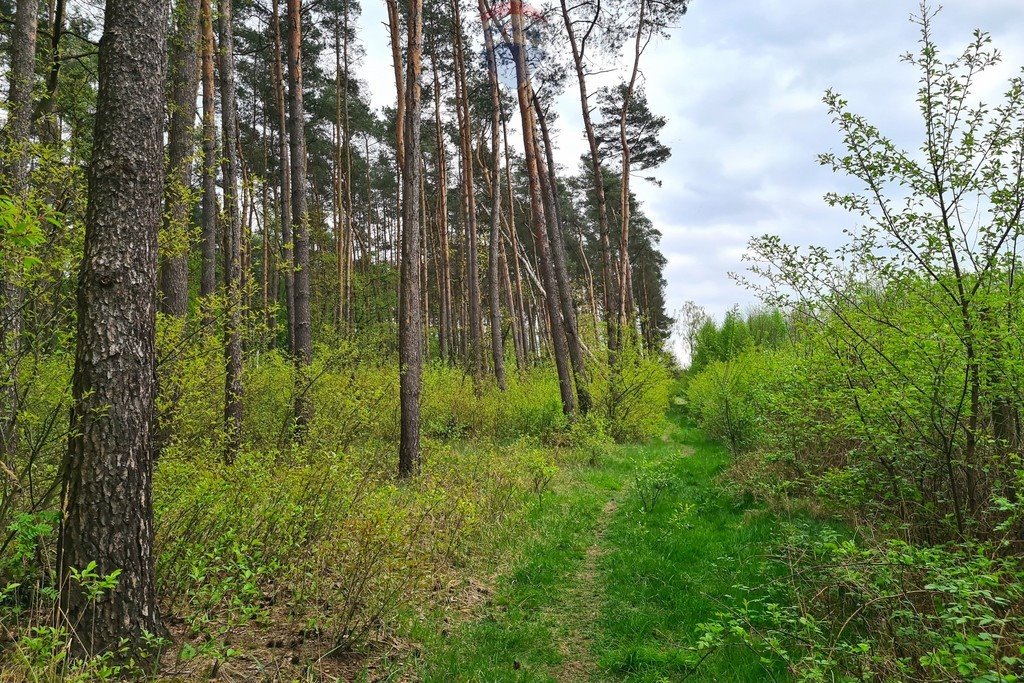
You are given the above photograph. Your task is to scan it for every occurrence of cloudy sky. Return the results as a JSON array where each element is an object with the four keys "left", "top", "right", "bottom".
[{"left": 354, "top": 1, "right": 1024, "bottom": 357}]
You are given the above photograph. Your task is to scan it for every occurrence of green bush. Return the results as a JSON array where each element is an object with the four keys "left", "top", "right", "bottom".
[
  {"left": 697, "top": 525, "right": 1024, "bottom": 682},
  {"left": 687, "top": 350, "right": 776, "bottom": 454},
  {"left": 595, "top": 342, "right": 673, "bottom": 443}
]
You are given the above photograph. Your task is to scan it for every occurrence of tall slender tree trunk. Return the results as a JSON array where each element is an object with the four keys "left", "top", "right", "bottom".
[
  {"left": 58, "top": 0, "right": 168, "bottom": 654},
  {"left": 160, "top": 0, "right": 202, "bottom": 317},
  {"left": 218, "top": 0, "right": 244, "bottom": 461},
  {"left": 536, "top": 98, "right": 591, "bottom": 413},
  {"left": 509, "top": 0, "right": 575, "bottom": 414},
  {"left": 451, "top": 0, "right": 484, "bottom": 380},
  {"left": 38, "top": 0, "right": 64, "bottom": 145},
  {"left": 478, "top": 0, "right": 507, "bottom": 390},
  {"left": 617, "top": 0, "right": 648, "bottom": 334},
  {"left": 559, "top": 0, "right": 619, "bottom": 355},
  {"left": 333, "top": 12, "right": 346, "bottom": 334},
  {"left": 429, "top": 37, "right": 453, "bottom": 365},
  {"left": 271, "top": 0, "right": 294, "bottom": 353},
  {"left": 287, "top": 0, "right": 313, "bottom": 432},
  {"left": 386, "top": 0, "right": 405, "bottom": 218},
  {"left": 502, "top": 117, "right": 530, "bottom": 369},
  {"left": 399, "top": 0, "right": 425, "bottom": 477},
  {"left": 199, "top": 0, "right": 218, "bottom": 321},
  {"left": 1, "top": 0, "right": 40, "bottom": 460}
]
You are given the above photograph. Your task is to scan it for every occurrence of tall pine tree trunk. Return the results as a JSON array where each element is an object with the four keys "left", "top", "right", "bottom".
[
  {"left": 287, "top": 0, "right": 313, "bottom": 432},
  {"left": 160, "top": 0, "right": 202, "bottom": 317},
  {"left": 429, "top": 36, "right": 454, "bottom": 365},
  {"left": 38, "top": 0, "right": 64, "bottom": 145},
  {"left": 559, "top": 0, "right": 619, "bottom": 355},
  {"left": 617, "top": 0, "right": 648, "bottom": 333},
  {"left": 1, "top": 0, "right": 40, "bottom": 460},
  {"left": 536, "top": 98, "right": 591, "bottom": 413},
  {"left": 479, "top": 0, "right": 507, "bottom": 390},
  {"left": 218, "top": 0, "right": 244, "bottom": 461},
  {"left": 399, "top": 0, "right": 425, "bottom": 477},
  {"left": 58, "top": 0, "right": 168, "bottom": 654},
  {"left": 199, "top": 0, "right": 218, "bottom": 323},
  {"left": 451, "top": 0, "right": 484, "bottom": 381},
  {"left": 271, "top": 0, "right": 294, "bottom": 353},
  {"left": 509, "top": 0, "right": 575, "bottom": 415}
]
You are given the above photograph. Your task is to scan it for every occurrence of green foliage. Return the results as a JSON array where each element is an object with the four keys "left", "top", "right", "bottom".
[
  {"left": 685, "top": 11, "right": 1024, "bottom": 682},
  {"left": 596, "top": 336, "right": 674, "bottom": 443},
  {"left": 687, "top": 350, "right": 777, "bottom": 455},
  {"left": 689, "top": 306, "right": 785, "bottom": 374},
  {"left": 698, "top": 525, "right": 1024, "bottom": 682},
  {"left": 634, "top": 458, "right": 675, "bottom": 512}
]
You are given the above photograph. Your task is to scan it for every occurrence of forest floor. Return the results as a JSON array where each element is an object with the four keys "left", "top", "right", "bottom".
[{"left": 382, "top": 405, "right": 788, "bottom": 682}]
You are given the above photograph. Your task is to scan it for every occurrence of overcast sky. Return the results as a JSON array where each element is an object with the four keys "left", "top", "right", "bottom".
[{"left": 353, "top": 1, "right": 1024, "bottom": 357}]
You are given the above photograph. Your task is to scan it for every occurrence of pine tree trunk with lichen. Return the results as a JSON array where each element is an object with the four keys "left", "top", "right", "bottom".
[{"left": 58, "top": 0, "right": 169, "bottom": 655}]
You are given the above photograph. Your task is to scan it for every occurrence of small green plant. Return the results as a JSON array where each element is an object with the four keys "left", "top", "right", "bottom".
[{"left": 635, "top": 459, "right": 676, "bottom": 513}]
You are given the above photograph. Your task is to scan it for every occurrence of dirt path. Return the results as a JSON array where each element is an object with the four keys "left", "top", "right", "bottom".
[{"left": 548, "top": 496, "right": 620, "bottom": 682}]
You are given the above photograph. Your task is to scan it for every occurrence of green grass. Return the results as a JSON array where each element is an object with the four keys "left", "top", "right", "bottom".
[{"left": 407, "top": 406, "right": 787, "bottom": 682}]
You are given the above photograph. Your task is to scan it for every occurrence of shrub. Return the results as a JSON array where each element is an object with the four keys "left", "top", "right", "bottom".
[
  {"left": 687, "top": 350, "right": 776, "bottom": 454},
  {"left": 595, "top": 341, "right": 673, "bottom": 443},
  {"left": 696, "top": 524, "right": 1024, "bottom": 682}
]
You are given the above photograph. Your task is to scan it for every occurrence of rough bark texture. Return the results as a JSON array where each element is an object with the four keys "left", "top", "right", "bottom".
[
  {"left": 6, "top": 0, "right": 39, "bottom": 193},
  {"left": 287, "top": 0, "right": 313, "bottom": 431},
  {"left": 479, "top": 0, "right": 507, "bottom": 390},
  {"left": 199, "top": 0, "right": 218, "bottom": 311},
  {"left": 58, "top": 0, "right": 169, "bottom": 654},
  {"left": 160, "top": 0, "right": 202, "bottom": 317},
  {"left": 218, "top": 0, "right": 244, "bottom": 460},
  {"left": 509, "top": 0, "right": 576, "bottom": 415},
  {"left": 399, "top": 0, "right": 424, "bottom": 478}
]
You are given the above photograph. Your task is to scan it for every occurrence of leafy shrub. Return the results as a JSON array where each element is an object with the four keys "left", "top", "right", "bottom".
[
  {"left": 696, "top": 524, "right": 1024, "bottom": 682},
  {"left": 595, "top": 341, "right": 673, "bottom": 443},
  {"left": 687, "top": 350, "right": 775, "bottom": 454},
  {"left": 635, "top": 459, "right": 676, "bottom": 513}
]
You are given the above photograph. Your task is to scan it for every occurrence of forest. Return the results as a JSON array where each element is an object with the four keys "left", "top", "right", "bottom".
[{"left": 4, "top": 0, "right": 1024, "bottom": 681}]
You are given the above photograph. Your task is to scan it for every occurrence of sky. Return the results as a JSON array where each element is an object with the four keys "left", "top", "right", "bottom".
[{"left": 353, "top": 1, "right": 1024, "bottom": 358}]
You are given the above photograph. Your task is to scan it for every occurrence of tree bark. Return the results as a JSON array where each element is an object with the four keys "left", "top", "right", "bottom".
[
  {"left": 429, "top": 33, "right": 454, "bottom": 365},
  {"left": 509, "top": 0, "right": 575, "bottom": 414},
  {"left": 617, "top": 0, "right": 648, "bottom": 333},
  {"left": 160, "top": 0, "right": 202, "bottom": 317},
  {"left": 218, "top": 0, "right": 244, "bottom": 461},
  {"left": 502, "top": 116, "right": 530, "bottom": 369},
  {"left": 451, "top": 0, "right": 484, "bottom": 381},
  {"left": 58, "top": 0, "right": 168, "bottom": 654},
  {"left": 1, "top": 0, "right": 40, "bottom": 460},
  {"left": 536, "top": 98, "right": 591, "bottom": 413},
  {"left": 270, "top": 0, "right": 294, "bottom": 353},
  {"left": 287, "top": 0, "right": 313, "bottom": 432},
  {"left": 478, "top": 0, "right": 507, "bottom": 390},
  {"left": 399, "top": 0, "right": 425, "bottom": 477},
  {"left": 38, "top": 0, "right": 63, "bottom": 145}
]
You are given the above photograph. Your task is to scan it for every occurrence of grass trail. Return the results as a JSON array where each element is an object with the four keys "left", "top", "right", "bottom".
[{"left": 409, "top": 406, "right": 785, "bottom": 682}]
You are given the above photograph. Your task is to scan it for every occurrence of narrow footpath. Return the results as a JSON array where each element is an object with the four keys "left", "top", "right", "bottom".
[{"left": 406, "top": 404, "right": 788, "bottom": 682}]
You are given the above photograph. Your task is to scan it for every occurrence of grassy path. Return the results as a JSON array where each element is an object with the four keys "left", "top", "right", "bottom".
[{"left": 409, "top": 407, "right": 785, "bottom": 682}]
